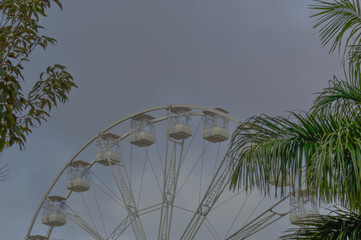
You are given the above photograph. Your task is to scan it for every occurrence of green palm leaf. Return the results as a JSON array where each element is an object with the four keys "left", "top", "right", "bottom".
[
  {"left": 229, "top": 1, "right": 361, "bottom": 238},
  {"left": 230, "top": 112, "right": 361, "bottom": 210},
  {"left": 281, "top": 207, "right": 361, "bottom": 239},
  {"left": 312, "top": 75, "right": 361, "bottom": 115},
  {"left": 311, "top": 0, "right": 361, "bottom": 57},
  {"left": 311, "top": 0, "right": 361, "bottom": 81}
]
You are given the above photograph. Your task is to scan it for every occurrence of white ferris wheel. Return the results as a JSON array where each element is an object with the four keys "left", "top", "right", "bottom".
[{"left": 26, "top": 104, "right": 312, "bottom": 240}]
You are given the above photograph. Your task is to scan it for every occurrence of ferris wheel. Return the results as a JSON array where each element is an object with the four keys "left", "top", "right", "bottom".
[{"left": 26, "top": 104, "right": 294, "bottom": 240}]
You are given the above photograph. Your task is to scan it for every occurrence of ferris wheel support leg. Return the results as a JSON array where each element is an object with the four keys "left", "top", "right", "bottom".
[
  {"left": 158, "top": 138, "right": 185, "bottom": 240},
  {"left": 180, "top": 153, "right": 234, "bottom": 240}
]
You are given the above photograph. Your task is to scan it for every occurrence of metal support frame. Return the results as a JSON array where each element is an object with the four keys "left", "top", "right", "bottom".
[
  {"left": 225, "top": 195, "right": 291, "bottom": 240},
  {"left": 25, "top": 102, "right": 293, "bottom": 240},
  {"left": 99, "top": 137, "right": 147, "bottom": 240},
  {"left": 180, "top": 153, "right": 233, "bottom": 240},
  {"left": 27, "top": 105, "right": 264, "bottom": 240},
  {"left": 107, "top": 216, "right": 134, "bottom": 240},
  {"left": 158, "top": 129, "right": 185, "bottom": 240},
  {"left": 66, "top": 204, "right": 105, "bottom": 240},
  {"left": 46, "top": 198, "right": 104, "bottom": 240}
]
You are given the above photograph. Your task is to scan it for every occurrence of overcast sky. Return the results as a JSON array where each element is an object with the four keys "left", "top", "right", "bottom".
[{"left": 0, "top": 0, "right": 343, "bottom": 239}]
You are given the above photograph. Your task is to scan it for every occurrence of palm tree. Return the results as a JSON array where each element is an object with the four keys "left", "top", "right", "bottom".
[{"left": 230, "top": 0, "right": 361, "bottom": 238}]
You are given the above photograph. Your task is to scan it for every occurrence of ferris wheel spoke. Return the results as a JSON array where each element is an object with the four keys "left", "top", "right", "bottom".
[
  {"left": 211, "top": 190, "right": 246, "bottom": 212},
  {"left": 226, "top": 214, "right": 275, "bottom": 240},
  {"left": 109, "top": 163, "right": 147, "bottom": 240},
  {"left": 60, "top": 202, "right": 104, "bottom": 239},
  {"left": 212, "top": 143, "right": 222, "bottom": 177},
  {"left": 90, "top": 171, "right": 126, "bottom": 209},
  {"left": 180, "top": 153, "right": 234, "bottom": 240},
  {"left": 178, "top": 118, "right": 202, "bottom": 168},
  {"left": 225, "top": 195, "right": 291, "bottom": 240},
  {"left": 135, "top": 147, "right": 163, "bottom": 209},
  {"left": 175, "top": 142, "right": 210, "bottom": 198},
  {"left": 101, "top": 134, "right": 147, "bottom": 239},
  {"left": 204, "top": 218, "right": 222, "bottom": 240},
  {"left": 80, "top": 192, "right": 100, "bottom": 235},
  {"left": 137, "top": 150, "right": 148, "bottom": 207},
  {"left": 198, "top": 140, "right": 205, "bottom": 204},
  {"left": 144, "top": 147, "right": 163, "bottom": 193},
  {"left": 91, "top": 180, "right": 108, "bottom": 236},
  {"left": 98, "top": 136, "right": 146, "bottom": 240},
  {"left": 173, "top": 204, "right": 196, "bottom": 214},
  {"left": 106, "top": 215, "right": 135, "bottom": 240},
  {"left": 155, "top": 138, "right": 164, "bottom": 172},
  {"left": 158, "top": 138, "right": 185, "bottom": 240},
  {"left": 138, "top": 203, "right": 163, "bottom": 216},
  {"left": 27, "top": 105, "right": 291, "bottom": 240},
  {"left": 223, "top": 194, "right": 250, "bottom": 239}
]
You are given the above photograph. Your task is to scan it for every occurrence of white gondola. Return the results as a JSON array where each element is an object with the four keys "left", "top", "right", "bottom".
[
  {"left": 289, "top": 211, "right": 299, "bottom": 224},
  {"left": 269, "top": 172, "right": 291, "bottom": 187},
  {"left": 290, "top": 209, "right": 319, "bottom": 225},
  {"left": 305, "top": 209, "right": 319, "bottom": 216},
  {"left": 130, "top": 131, "right": 155, "bottom": 147},
  {"left": 203, "top": 107, "right": 230, "bottom": 143},
  {"left": 168, "top": 107, "right": 192, "bottom": 140},
  {"left": 66, "top": 160, "right": 91, "bottom": 192},
  {"left": 28, "top": 235, "right": 48, "bottom": 240},
  {"left": 289, "top": 189, "right": 319, "bottom": 225},
  {"left": 28, "top": 105, "right": 302, "bottom": 240},
  {"left": 130, "top": 113, "right": 155, "bottom": 147},
  {"left": 95, "top": 133, "right": 123, "bottom": 166},
  {"left": 42, "top": 195, "right": 66, "bottom": 227},
  {"left": 236, "top": 142, "right": 257, "bottom": 156},
  {"left": 95, "top": 149, "right": 123, "bottom": 166}
]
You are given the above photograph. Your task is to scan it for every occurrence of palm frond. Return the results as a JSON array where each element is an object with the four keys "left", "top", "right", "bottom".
[
  {"left": 344, "top": 59, "right": 359, "bottom": 82},
  {"left": 311, "top": 75, "right": 361, "bottom": 115},
  {"left": 230, "top": 112, "right": 361, "bottom": 210},
  {"left": 230, "top": 112, "right": 323, "bottom": 196},
  {"left": 311, "top": 0, "right": 361, "bottom": 60},
  {"left": 345, "top": 35, "right": 361, "bottom": 84},
  {"left": 281, "top": 207, "right": 361, "bottom": 239}
]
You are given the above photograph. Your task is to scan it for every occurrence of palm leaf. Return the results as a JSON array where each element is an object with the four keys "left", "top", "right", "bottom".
[
  {"left": 311, "top": 75, "right": 361, "bottom": 115},
  {"left": 230, "top": 112, "right": 361, "bottom": 210},
  {"left": 311, "top": 0, "right": 361, "bottom": 83},
  {"left": 281, "top": 207, "right": 361, "bottom": 239},
  {"left": 311, "top": 0, "right": 361, "bottom": 57}
]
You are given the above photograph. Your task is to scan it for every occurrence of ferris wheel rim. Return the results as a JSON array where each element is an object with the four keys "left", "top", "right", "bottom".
[{"left": 26, "top": 104, "right": 242, "bottom": 239}]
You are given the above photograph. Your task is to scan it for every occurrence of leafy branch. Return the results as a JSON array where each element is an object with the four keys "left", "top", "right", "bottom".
[{"left": 0, "top": 0, "right": 77, "bottom": 153}]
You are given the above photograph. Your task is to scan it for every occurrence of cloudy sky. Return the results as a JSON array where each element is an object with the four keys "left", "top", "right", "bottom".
[{"left": 0, "top": 0, "right": 344, "bottom": 239}]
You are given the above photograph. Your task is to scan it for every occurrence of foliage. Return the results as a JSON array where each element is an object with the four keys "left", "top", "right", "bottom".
[
  {"left": 230, "top": 0, "right": 361, "bottom": 239},
  {"left": 281, "top": 208, "right": 361, "bottom": 239},
  {"left": 312, "top": 75, "right": 361, "bottom": 116},
  {"left": 230, "top": 110, "right": 361, "bottom": 210},
  {"left": 231, "top": 0, "right": 361, "bottom": 210},
  {"left": 311, "top": 0, "right": 361, "bottom": 57},
  {"left": 0, "top": 0, "right": 77, "bottom": 152}
]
